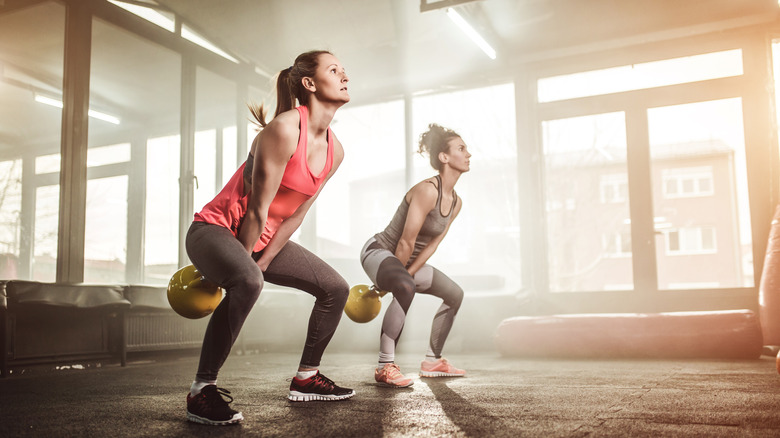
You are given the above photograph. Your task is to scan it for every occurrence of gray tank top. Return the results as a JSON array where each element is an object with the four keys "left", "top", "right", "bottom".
[{"left": 374, "top": 175, "right": 457, "bottom": 264}]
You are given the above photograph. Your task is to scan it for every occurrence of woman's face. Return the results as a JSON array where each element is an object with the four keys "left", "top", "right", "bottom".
[
  {"left": 309, "top": 53, "right": 350, "bottom": 104},
  {"left": 443, "top": 136, "right": 471, "bottom": 173}
]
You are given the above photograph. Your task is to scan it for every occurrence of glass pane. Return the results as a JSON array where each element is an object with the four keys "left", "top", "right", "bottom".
[
  {"left": 539, "top": 50, "right": 743, "bottom": 103},
  {"left": 412, "top": 83, "right": 520, "bottom": 294},
  {"left": 194, "top": 67, "right": 237, "bottom": 213},
  {"left": 0, "top": 160, "right": 22, "bottom": 278},
  {"left": 316, "top": 100, "right": 406, "bottom": 285},
  {"left": 33, "top": 185, "right": 59, "bottom": 281},
  {"left": 36, "top": 154, "right": 61, "bottom": 174},
  {"left": 222, "top": 126, "right": 238, "bottom": 186},
  {"left": 648, "top": 98, "right": 753, "bottom": 289},
  {"left": 87, "top": 143, "right": 130, "bottom": 167},
  {"left": 194, "top": 129, "right": 217, "bottom": 211},
  {"left": 84, "top": 176, "right": 128, "bottom": 283},
  {"left": 145, "top": 135, "right": 180, "bottom": 283},
  {"left": 91, "top": 16, "right": 181, "bottom": 284},
  {"left": 0, "top": 2, "right": 65, "bottom": 280},
  {"left": 542, "top": 112, "right": 632, "bottom": 292}
]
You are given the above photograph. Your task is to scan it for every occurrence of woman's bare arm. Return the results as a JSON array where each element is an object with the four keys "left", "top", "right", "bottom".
[{"left": 237, "top": 111, "right": 300, "bottom": 253}]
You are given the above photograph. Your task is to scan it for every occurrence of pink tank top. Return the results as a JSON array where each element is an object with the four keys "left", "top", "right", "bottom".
[{"left": 193, "top": 106, "right": 334, "bottom": 252}]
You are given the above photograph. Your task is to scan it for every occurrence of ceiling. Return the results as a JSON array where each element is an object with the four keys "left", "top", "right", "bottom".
[
  {"left": 156, "top": 0, "right": 780, "bottom": 103},
  {"left": 0, "top": 0, "right": 778, "bottom": 155}
]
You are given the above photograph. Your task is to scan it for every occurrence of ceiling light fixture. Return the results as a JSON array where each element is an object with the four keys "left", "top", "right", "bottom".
[
  {"left": 107, "top": 1, "right": 239, "bottom": 65},
  {"left": 182, "top": 25, "right": 240, "bottom": 64},
  {"left": 34, "top": 94, "right": 121, "bottom": 125},
  {"left": 446, "top": 7, "right": 496, "bottom": 60},
  {"left": 107, "top": 0, "right": 175, "bottom": 32}
]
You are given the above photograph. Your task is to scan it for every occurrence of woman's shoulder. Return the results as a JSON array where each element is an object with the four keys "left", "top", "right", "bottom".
[
  {"left": 252, "top": 109, "right": 301, "bottom": 156},
  {"left": 266, "top": 108, "right": 301, "bottom": 131},
  {"left": 407, "top": 177, "right": 439, "bottom": 203},
  {"left": 260, "top": 109, "right": 301, "bottom": 142}
]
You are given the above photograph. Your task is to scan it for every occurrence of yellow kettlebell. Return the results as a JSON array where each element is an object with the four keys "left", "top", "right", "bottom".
[
  {"left": 344, "top": 284, "right": 388, "bottom": 323},
  {"left": 167, "top": 265, "right": 223, "bottom": 319}
]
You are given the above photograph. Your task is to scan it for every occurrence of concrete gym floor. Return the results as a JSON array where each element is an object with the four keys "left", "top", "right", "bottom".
[{"left": 1, "top": 351, "right": 780, "bottom": 437}]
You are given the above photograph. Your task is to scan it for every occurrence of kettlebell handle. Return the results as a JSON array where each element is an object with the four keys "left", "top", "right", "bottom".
[
  {"left": 187, "top": 276, "right": 205, "bottom": 289},
  {"left": 370, "top": 285, "right": 389, "bottom": 298}
]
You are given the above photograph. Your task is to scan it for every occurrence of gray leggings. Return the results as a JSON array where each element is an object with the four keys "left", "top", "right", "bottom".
[
  {"left": 186, "top": 221, "right": 349, "bottom": 381},
  {"left": 360, "top": 237, "right": 464, "bottom": 362}
]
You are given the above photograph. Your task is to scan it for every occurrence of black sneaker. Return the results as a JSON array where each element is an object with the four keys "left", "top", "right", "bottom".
[
  {"left": 186, "top": 385, "right": 244, "bottom": 425},
  {"left": 288, "top": 371, "right": 355, "bottom": 401}
]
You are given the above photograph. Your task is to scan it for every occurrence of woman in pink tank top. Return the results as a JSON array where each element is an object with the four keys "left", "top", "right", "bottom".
[{"left": 183, "top": 50, "right": 355, "bottom": 426}]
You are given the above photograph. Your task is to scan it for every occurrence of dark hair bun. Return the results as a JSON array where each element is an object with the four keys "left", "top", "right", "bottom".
[{"left": 417, "top": 123, "right": 460, "bottom": 171}]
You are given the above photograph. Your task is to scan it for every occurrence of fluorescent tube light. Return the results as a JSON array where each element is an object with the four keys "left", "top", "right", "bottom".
[
  {"left": 87, "top": 109, "right": 121, "bottom": 125},
  {"left": 34, "top": 94, "right": 121, "bottom": 125},
  {"left": 182, "top": 25, "right": 240, "bottom": 64},
  {"left": 446, "top": 7, "right": 496, "bottom": 60},
  {"left": 107, "top": 0, "right": 175, "bottom": 32},
  {"left": 34, "top": 94, "right": 64, "bottom": 108}
]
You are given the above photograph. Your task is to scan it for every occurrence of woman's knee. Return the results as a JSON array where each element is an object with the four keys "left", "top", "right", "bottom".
[
  {"left": 395, "top": 276, "right": 416, "bottom": 298},
  {"left": 376, "top": 262, "right": 415, "bottom": 299},
  {"left": 226, "top": 265, "right": 264, "bottom": 303},
  {"left": 315, "top": 274, "right": 349, "bottom": 308},
  {"left": 331, "top": 276, "right": 350, "bottom": 307},
  {"left": 382, "top": 276, "right": 416, "bottom": 311},
  {"left": 448, "top": 285, "right": 464, "bottom": 311},
  {"left": 377, "top": 271, "right": 414, "bottom": 297},
  {"left": 431, "top": 269, "right": 463, "bottom": 310}
]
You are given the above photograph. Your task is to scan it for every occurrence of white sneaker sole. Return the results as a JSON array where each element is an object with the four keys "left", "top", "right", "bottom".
[
  {"left": 287, "top": 390, "right": 355, "bottom": 402},
  {"left": 419, "top": 371, "right": 466, "bottom": 377},
  {"left": 186, "top": 411, "right": 243, "bottom": 425}
]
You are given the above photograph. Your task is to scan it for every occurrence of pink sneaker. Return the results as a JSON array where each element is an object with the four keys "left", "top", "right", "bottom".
[
  {"left": 374, "top": 363, "right": 414, "bottom": 387},
  {"left": 419, "top": 358, "right": 466, "bottom": 377}
]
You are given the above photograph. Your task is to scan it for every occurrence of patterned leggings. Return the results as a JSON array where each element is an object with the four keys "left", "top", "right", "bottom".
[
  {"left": 360, "top": 237, "right": 464, "bottom": 363},
  {"left": 186, "top": 221, "right": 349, "bottom": 381}
]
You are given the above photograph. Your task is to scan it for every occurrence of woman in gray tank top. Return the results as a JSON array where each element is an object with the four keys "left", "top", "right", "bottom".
[{"left": 360, "top": 123, "right": 472, "bottom": 387}]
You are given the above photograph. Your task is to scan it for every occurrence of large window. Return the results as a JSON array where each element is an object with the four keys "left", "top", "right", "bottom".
[
  {"left": 145, "top": 135, "right": 180, "bottom": 283},
  {"left": 0, "top": 2, "right": 65, "bottom": 281},
  {"left": 33, "top": 185, "right": 59, "bottom": 281},
  {"left": 0, "top": 1, "right": 257, "bottom": 284},
  {"left": 194, "top": 66, "right": 237, "bottom": 212},
  {"left": 539, "top": 46, "right": 754, "bottom": 295},
  {"left": 84, "top": 176, "right": 128, "bottom": 283},
  {"left": 538, "top": 49, "right": 743, "bottom": 103},
  {"left": 84, "top": 144, "right": 130, "bottom": 283},
  {"left": 542, "top": 112, "right": 632, "bottom": 292},
  {"left": 0, "top": 160, "right": 22, "bottom": 278},
  {"left": 32, "top": 155, "right": 60, "bottom": 281},
  {"left": 90, "top": 16, "right": 181, "bottom": 283},
  {"left": 649, "top": 98, "right": 752, "bottom": 289}
]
